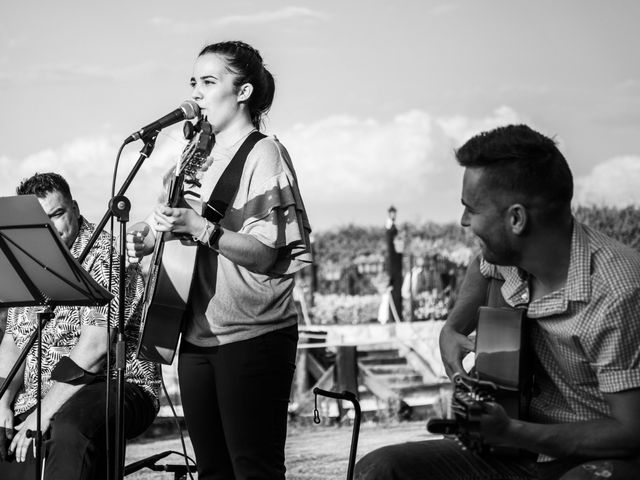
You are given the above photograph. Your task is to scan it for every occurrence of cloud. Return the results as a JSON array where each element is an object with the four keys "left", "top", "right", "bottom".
[
  {"left": 574, "top": 155, "right": 640, "bottom": 207},
  {"left": 9, "top": 107, "right": 636, "bottom": 235},
  {"left": 279, "top": 106, "right": 526, "bottom": 230},
  {"left": 150, "top": 7, "right": 328, "bottom": 35},
  {"left": 436, "top": 105, "right": 524, "bottom": 145},
  {"left": 0, "top": 128, "right": 187, "bottom": 224},
  {"left": 0, "top": 62, "right": 162, "bottom": 85},
  {"left": 615, "top": 78, "right": 640, "bottom": 91},
  {"left": 1, "top": 35, "right": 27, "bottom": 49},
  {"left": 1, "top": 108, "right": 525, "bottom": 232},
  {"left": 430, "top": 4, "right": 461, "bottom": 16}
]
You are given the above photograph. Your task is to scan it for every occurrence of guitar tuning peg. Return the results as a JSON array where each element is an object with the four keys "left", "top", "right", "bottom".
[{"left": 183, "top": 121, "right": 196, "bottom": 140}]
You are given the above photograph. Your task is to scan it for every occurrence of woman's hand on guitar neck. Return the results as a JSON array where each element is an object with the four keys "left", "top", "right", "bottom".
[{"left": 153, "top": 205, "right": 204, "bottom": 237}]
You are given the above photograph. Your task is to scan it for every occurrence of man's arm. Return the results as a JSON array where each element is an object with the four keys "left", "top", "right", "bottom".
[
  {"left": 40, "top": 323, "right": 111, "bottom": 416},
  {"left": 0, "top": 330, "right": 24, "bottom": 407},
  {"left": 0, "top": 331, "right": 23, "bottom": 460},
  {"left": 439, "top": 254, "right": 489, "bottom": 379},
  {"left": 483, "top": 388, "right": 640, "bottom": 458},
  {"left": 10, "top": 324, "right": 110, "bottom": 462}
]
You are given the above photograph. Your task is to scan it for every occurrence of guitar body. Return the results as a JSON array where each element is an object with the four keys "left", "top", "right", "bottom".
[
  {"left": 427, "top": 301, "right": 532, "bottom": 455},
  {"left": 136, "top": 236, "right": 199, "bottom": 364},
  {"left": 476, "top": 307, "right": 531, "bottom": 411},
  {"left": 136, "top": 121, "right": 214, "bottom": 365}
]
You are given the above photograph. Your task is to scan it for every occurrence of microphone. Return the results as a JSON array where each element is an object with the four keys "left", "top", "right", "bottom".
[{"left": 124, "top": 100, "right": 200, "bottom": 145}]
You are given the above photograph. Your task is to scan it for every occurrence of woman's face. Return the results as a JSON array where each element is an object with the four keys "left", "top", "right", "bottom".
[{"left": 190, "top": 53, "right": 243, "bottom": 133}]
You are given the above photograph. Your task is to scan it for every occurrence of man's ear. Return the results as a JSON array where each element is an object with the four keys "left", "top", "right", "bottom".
[
  {"left": 72, "top": 199, "right": 80, "bottom": 218},
  {"left": 507, "top": 203, "right": 527, "bottom": 235},
  {"left": 237, "top": 83, "right": 253, "bottom": 102}
]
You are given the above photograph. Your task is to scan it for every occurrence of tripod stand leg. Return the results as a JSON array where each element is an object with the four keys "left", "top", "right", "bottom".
[{"left": 35, "top": 309, "right": 54, "bottom": 480}]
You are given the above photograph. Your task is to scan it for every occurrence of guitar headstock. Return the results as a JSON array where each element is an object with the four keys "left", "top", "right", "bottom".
[{"left": 179, "top": 119, "right": 215, "bottom": 184}]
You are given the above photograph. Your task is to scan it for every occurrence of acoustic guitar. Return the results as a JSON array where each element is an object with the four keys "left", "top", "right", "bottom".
[
  {"left": 136, "top": 120, "right": 215, "bottom": 365},
  {"left": 427, "top": 306, "right": 532, "bottom": 455}
]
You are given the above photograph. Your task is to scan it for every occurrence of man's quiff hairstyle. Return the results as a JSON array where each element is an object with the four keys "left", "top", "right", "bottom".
[
  {"left": 17, "top": 172, "right": 73, "bottom": 201},
  {"left": 455, "top": 124, "right": 573, "bottom": 207}
]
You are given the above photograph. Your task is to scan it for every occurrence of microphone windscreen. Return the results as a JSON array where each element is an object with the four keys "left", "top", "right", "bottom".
[{"left": 180, "top": 100, "right": 200, "bottom": 120}]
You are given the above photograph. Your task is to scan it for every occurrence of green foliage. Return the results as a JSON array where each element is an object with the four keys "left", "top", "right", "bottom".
[
  {"left": 313, "top": 206, "right": 640, "bottom": 273},
  {"left": 313, "top": 224, "right": 386, "bottom": 265},
  {"left": 574, "top": 205, "right": 640, "bottom": 250},
  {"left": 311, "top": 293, "right": 380, "bottom": 325},
  {"left": 307, "top": 205, "right": 640, "bottom": 325},
  {"left": 312, "top": 222, "right": 474, "bottom": 268}
]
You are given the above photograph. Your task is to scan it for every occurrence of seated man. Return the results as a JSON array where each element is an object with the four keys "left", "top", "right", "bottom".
[
  {"left": 355, "top": 125, "right": 640, "bottom": 480},
  {"left": 0, "top": 172, "right": 161, "bottom": 480}
]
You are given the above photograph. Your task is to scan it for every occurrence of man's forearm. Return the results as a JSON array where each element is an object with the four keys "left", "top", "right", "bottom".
[
  {"left": 506, "top": 417, "right": 640, "bottom": 458},
  {"left": 0, "top": 336, "right": 25, "bottom": 407},
  {"left": 0, "top": 370, "right": 24, "bottom": 406},
  {"left": 36, "top": 324, "right": 110, "bottom": 420}
]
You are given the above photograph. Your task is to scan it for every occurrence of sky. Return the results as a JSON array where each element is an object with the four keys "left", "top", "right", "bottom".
[{"left": 1, "top": 0, "right": 639, "bottom": 232}]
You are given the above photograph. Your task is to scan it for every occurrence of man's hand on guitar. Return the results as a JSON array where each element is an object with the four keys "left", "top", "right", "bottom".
[
  {"left": 439, "top": 325, "right": 475, "bottom": 380},
  {"left": 479, "top": 401, "right": 512, "bottom": 445}
]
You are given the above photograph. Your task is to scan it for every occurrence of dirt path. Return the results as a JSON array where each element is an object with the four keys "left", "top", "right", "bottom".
[{"left": 126, "top": 420, "right": 436, "bottom": 479}]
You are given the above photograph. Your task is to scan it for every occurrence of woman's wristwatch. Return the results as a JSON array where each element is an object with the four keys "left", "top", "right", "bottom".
[{"left": 205, "top": 222, "right": 222, "bottom": 252}]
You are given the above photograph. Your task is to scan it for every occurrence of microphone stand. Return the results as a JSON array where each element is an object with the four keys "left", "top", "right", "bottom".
[
  {"left": 78, "top": 133, "right": 159, "bottom": 480},
  {"left": 109, "top": 195, "right": 131, "bottom": 480}
]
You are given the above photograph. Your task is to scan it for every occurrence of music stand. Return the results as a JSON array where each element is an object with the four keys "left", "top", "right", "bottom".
[{"left": 0, "top": 195, "right": 112, "bottom": 480}]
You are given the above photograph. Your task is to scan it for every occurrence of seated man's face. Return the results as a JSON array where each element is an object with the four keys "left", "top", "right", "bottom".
[{"left": 38, "top": 190, "right": 81, "bottom": 248}]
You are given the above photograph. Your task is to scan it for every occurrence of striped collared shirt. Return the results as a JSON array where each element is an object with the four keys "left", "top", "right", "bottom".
[{"left": 480, "top": 221, "right": 640, "bottom": 427}]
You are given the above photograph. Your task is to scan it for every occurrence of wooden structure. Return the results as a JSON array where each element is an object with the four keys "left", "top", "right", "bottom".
[{"left": 291, "top": 325, "right": 451, "bottom": 421}]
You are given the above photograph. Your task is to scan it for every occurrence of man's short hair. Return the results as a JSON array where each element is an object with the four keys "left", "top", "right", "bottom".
[
  {"left": 455, "top": 124, "right": 573, "bottom": 207},
  {"left": 17, "top": 172, "right": 73, "bottom": 202}
]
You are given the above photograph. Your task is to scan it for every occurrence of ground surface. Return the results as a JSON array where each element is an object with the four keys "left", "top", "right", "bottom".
[{"left": 126, "top": 420, "right": 437, "bottom": 479}]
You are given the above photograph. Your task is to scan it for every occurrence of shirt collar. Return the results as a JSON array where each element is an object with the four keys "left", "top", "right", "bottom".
[
  {"left": 496, "top": 219, "right": 591, "bottom": 316},
  {"left": 69, "top": 216, "right": 93, "bottom": 259},
  {"left": 565, "top": 221, "right": 591, "bottom": 303}
]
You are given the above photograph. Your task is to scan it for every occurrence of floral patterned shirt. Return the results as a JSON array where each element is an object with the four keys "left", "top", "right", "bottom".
[{"left": 7, "top": 218, "right": 161, "bottom": 415}]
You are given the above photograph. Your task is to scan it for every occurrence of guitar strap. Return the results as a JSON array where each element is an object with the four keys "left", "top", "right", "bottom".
[
  {"left": 186, "top": 131, "right": 266, "bottom": 329},
  {"left": 202, "top": 130, "right": 266, "bottom": 223}
]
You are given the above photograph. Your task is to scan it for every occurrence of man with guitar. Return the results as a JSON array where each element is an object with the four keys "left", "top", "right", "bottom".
[
  {"left": 0, "top": 172, "right": 160, "bottom": 480},
  {"left": 355, "top": 125, "right": 640, "bottom": 480}
]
